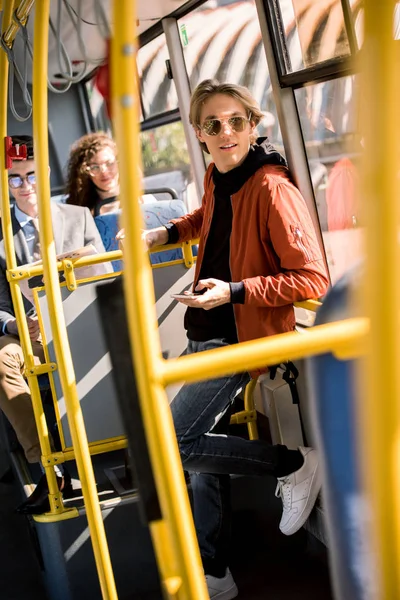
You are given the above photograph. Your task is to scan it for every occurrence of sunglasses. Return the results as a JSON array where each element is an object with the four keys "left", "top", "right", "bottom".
[
  {"left": 8, "top": 173, "right": 36, "bottom": 189},
  {"left": 85, "top": 158, "right": 118, "bottom": 176},
  {"left": 199, "top": 115, "right": 251, "bottom": 136}
]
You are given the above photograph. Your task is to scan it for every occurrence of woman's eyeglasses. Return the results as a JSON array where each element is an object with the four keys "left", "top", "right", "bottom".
[
  {"left": 199, "top": 115, "right": 251, "bottom": 137},
  {"left": 8, "top": 173, "right": 36, "bottom": 189},
  {"left": 85, "top": 159, "right": 118, "bottom": 176}
]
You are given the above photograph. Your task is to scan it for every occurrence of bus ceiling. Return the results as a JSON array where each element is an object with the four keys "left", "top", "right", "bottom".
[{"left": 6, "top": 0, "right": 193, "bottom": 88}]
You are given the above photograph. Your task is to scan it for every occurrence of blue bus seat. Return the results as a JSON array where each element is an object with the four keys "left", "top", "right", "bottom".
[
  {"left": 142, "top": 199, "right": 187, "bottom": 263},
  {"left": 308, "top": 265, "right": 371, "bottom": 600},
  {"left": 94, "top": 212, "right": 123, "bottom": 272},
  {"left": 94, "top": 199, "right": 192, "bottom": 269}
]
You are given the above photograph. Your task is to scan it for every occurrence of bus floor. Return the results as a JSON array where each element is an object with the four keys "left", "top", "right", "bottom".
[
  {"left": 0, "top": 469, "right": 333, "bottom": 600},
  {"left": 230, "top": 475, "right": 333, "bottom": 599},
  {"left": 0, "top": 476, "right": 48, "bottom": 600}
]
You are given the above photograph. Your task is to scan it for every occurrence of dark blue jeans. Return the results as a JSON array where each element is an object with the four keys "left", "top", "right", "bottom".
[{"left": 170, "top": 338, "right": 283, "bottom": 575}]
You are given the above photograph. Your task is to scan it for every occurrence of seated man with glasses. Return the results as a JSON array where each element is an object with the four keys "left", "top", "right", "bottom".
[
  {"left": 0, "top": 134, "right": 111, "bottom": 514},
  {"left": 142, "top": 80, "right": 329, "bottom": 599}
]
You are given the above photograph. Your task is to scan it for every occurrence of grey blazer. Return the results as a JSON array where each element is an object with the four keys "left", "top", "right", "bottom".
[{"left": 0, "top": 203, "right": 111, "bottom": 331}]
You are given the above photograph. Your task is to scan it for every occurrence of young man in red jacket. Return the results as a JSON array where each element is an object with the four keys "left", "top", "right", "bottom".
[{"left": 143, "top": 80, "right": 329, "bottom": 599}]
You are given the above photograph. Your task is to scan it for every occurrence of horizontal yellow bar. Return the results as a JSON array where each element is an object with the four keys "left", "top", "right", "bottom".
[
  {"left": 24, "top": 362, "right": 57, "bottom": 376},
  {"left": 294, "top": 299, "right": 322, "bottom": 312},
  {"left": 230, "top": 410, "right": 257, "bottom": 425},
  {"left": 151, "top": 258, "right": 187, "bottom": 270},
  {"left": 149, "top": 238, "right": 199, "bottom": 254},
  {"left": 61, "top": 437, "right": 128, "bottom": 462},
  {"left": 41, "top": 452, "right": 65, "bottom": 466},
  {"left": 160, "top": 317, "right": 368, "bottom": 386},
  {"left": 7, "top": 250, "right": 122, "bottom": 281},
  {"left": 34, "top": 437, "right": 128, "bottom": 468},
  {"left": 6, "top": 238, "right": 199, "bottom": 282}
]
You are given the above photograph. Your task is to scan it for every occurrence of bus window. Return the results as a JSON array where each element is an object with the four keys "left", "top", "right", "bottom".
[
  {"left": 140, "top": 121, "right": 198, "bottom": 210},
  {"left": 272, "top": 0, "right": 352, "bottom": 73},
  {"left": 85, "top": 79, "right": 112, "bottom": 133},
  {"left": 294, "top": 75, "right": 362, "bottom": 284},
  {"left": 137, "top": 33, "right": 179, "bottom": 118},
  {"left": 178, "top": 2, "right": 273, "bottom": 113},
  {"left": 177, "top": 1, "right": 284, "bottom": 152},
  {"left": 353, "top": 1, "right": 364, "bottom": 48}
]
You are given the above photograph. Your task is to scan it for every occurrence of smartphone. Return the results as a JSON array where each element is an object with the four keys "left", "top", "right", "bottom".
[{"left": 171, "top": 293, "right": 199, "bottom": 300}]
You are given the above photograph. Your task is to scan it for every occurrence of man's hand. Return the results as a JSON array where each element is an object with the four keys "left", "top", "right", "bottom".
[
  {"left": 174, "top": 278, "right": 231, "bottom": 310},
  {"left": 116, "top": 227, "right": 169, "bottom": 250},
  {"left": 142, "top": 227, "right": 169, "bottom": 250},
  {"left": 5, "top": 315, "right": 41, "bottom": 341},
  {"left": 27, "top": 316, "right": 41, "bottom": 341}
]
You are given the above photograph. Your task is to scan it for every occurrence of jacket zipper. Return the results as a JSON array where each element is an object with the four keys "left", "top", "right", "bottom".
[
  {"left": 194, "top": 204, "right": 212, "bottom": 290},
  {"left": 229, "top": 195, "right": 239, "bottom": 340},
  {"left": 292, "top": 225, "right": 312, "bottom": 262}
]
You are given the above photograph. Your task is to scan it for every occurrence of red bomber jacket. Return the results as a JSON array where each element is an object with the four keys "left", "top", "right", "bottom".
[{"left": 170, "top": 163, "right": 329, "bottom": 369}]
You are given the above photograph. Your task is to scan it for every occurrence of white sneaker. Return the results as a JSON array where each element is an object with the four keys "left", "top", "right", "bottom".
[
  {"left": 275, "top": 446, "right": 321, "bottom": 536},
  {"left": 205, "top": 568, "right": 238, "bottom": 600}
]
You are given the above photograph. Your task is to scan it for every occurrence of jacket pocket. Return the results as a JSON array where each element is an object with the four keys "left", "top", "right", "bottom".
[{"left": 291, "top": 224, "right": 313, "bottom": 263}]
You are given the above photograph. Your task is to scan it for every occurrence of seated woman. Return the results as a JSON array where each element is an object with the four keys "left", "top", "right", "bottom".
[{"left": 65, "top": 132, "right": 121, "bottom": 216}]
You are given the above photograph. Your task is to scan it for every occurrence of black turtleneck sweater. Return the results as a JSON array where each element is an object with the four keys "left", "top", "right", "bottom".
[
  {"left": 166, "top": 138, "right": 286, "bottom": 343},
  {"left": 93, "top": 195, "right": 118, "bottom": 217}
]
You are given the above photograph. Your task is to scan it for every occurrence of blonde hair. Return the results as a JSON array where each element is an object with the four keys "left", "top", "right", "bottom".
[{"left": 189, "top": 79, "right": 264, "bottom": 153}]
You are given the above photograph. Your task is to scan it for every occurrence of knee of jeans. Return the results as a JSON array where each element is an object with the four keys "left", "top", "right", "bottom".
[{"left": 177, "top": 436, "right": 195, "bottom": 465}]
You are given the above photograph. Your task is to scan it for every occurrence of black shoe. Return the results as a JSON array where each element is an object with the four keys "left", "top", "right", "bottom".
[{"left": 16, "top": 473, "right": 72, "bottom": 515}]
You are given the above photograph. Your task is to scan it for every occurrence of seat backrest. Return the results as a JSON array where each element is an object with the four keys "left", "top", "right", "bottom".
[
  {"left": 37, "top": 259, "right": 195, "bottom": 448},
  {"left": 307, "top": 265, "right": 366, "bottom": 600},
  {"left": 36, "top": 198, "right": 196, "bottom": 449},
  {"left": 94, "top": 212, "right": 123, "bottom": 272},
  {"left": 142, "top": 199, "right": 187, "bottom": 263},
  {"left": 143, "top": 170, "right": 186, "bottom": 202},
  {"left": 94, "top": 199, "right": 188, "bottom": 269}
]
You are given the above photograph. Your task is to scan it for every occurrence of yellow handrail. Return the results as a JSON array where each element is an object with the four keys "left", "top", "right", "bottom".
[
  {"left": 32, "top": 3, "right": 117, "bottom": 599},
  {"left": 2, "top": 0, "right": 34, "bottom": 47},
  {"left": 0, "top": 0, "right": 61, "bottom": 510},
  {"left": 293, "top": 299, "right": 322, "bottom": 312},
  {"left": 159, "top": 317, "right": 368, "bottom": 387},
  {"left": 111, "top": 2, "right": 209, "bottom": 598},
  {"left": 357, "top": 2, "right": 400, "bottom": 598},
  {"left": 5, "top": 237, "right": 200, "bottom": 281}
]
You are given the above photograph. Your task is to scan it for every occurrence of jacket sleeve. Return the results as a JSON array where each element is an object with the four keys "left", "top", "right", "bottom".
[
  {"left": 0, "top": 261, "right": 15, "bottom": 331},
  {"left": 170, "top": 203, "right": 205, "bottom": 242},
  {"left": 243, "top": 179, "right": 329, "bottom": 307}
]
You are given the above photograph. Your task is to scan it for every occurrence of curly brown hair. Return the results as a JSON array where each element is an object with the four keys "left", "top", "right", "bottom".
[{"left": 65, "top": 132, "right": 117, "bottom": 211}]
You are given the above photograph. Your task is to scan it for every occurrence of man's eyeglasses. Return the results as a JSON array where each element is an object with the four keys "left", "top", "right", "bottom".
[
  {"left": 199, "top": 115, "right": 251, "bottom": 137},
  {"left": 8, "top": 173, "right": 36, "bottom": 189},
  {"left": 85, "top": 158, "right": 118, "bottom": 176}
]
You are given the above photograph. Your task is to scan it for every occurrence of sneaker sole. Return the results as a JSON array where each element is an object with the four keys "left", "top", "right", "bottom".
[
  {"left": 280, "top": 462, "right": 322, "bottom": 536},
  {"left": 209, "top": 582, "right": 238, "bottom": 600}
]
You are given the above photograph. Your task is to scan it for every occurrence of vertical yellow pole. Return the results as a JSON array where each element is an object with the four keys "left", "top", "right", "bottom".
[
  {"left": 111, "top": 2, "right": 208, "bottom": 598},
  {"left": 244, "top": 378, "right": 258, "bottom": 440},
  {"left": 358, "top": 1, "right": 400, "bottom": 597},
  {"left": 0, "top": 0, "right": 17, "bottom": 294},
  {"left": 0, "top": 1, "right": 56, "bottom": 477},
  {"left": 32, "top": 4, "right": 118, "bottom": 598}
]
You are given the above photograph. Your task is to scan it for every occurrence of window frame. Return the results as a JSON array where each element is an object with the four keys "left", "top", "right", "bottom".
[{"left": 262, "top": 0, "right": 361, "bottom": 87}]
